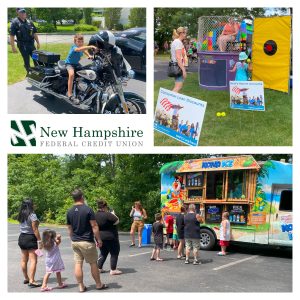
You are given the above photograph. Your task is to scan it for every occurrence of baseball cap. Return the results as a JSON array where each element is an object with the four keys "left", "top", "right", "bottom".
[{"left": 16, "top": 8, "right": 26, "bottom": 13}]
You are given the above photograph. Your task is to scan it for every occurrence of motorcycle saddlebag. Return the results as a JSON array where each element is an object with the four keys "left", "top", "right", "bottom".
[
  {"left": 27, "top": 65, "right": 56, "bottom": 82},
  {"left": 32, "top": 50, "right": 60, "bottom": 64}
]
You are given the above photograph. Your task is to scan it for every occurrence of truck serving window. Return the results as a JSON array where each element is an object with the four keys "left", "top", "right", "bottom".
[{"left": 279, "top": 190, "right": 292, "bottom": 211}]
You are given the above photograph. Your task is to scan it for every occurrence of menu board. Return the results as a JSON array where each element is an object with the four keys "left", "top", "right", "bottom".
[
  {"left": 186, "top": 172, "right": 204, "bottom": 187},
  {"left": 228, "top": 205, "right": 247, "bottom": 225},
  {"left": 205, "top": 205, "right": 223, "bottom": 223}
]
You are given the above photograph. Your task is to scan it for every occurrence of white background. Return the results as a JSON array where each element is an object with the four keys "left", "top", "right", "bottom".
[{"left": 1, "top": 0, "right": 299, "bottom": 299}]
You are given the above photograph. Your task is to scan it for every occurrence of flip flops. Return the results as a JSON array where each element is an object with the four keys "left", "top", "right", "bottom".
[
  {"left": 79, "top": 286, "right": 87, "bottom": 293},
  {"left": 28, "top": 282, "right": 42, "bottom": 288},
  {"left": 56, "top": 282, "right": 68, "bottom": 289},
  {"left": 110, "top": 270, "right": 122, "bottom": 275},
  {"left": 41, "top": 286, "right": 53, "bottom": 292},
  {"left": 96, "top": 284, "right": 108, "bottom": 290}
]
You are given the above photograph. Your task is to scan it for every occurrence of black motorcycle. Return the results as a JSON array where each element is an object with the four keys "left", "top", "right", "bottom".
[{"left": 27, "top": 45, "right": 146, "bottom": 114}]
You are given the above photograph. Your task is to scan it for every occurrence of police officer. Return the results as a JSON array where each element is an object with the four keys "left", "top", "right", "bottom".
[{"left": 9, "top": 8, "right": 40, "bottom": 73}]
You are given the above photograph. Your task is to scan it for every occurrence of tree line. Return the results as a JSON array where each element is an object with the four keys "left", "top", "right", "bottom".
[
  {"left": 8, "top": 154, "right": 291, "bottom": 230},
  {"left": 8, "top": 8, "right": 146, "bottom": 30},
  {"left": 154, "top": 7, "right": 289, "bottom": 49}
]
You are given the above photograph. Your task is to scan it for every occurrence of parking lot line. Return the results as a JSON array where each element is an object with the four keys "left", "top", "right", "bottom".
[
  {"left": 129, "top": 251, "right": 153, "bottom": 257},
  {"left": 213, "top": 255, "right": 259, "bottom": 271}
]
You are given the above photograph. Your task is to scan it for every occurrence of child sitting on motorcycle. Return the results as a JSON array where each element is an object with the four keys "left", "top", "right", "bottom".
[{"left": 65, "top": 34, "right": 97, "bottom": 104}]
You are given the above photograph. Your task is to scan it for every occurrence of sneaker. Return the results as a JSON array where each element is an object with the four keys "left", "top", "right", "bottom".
[
  {"left": 185, "top": 259, "right": 190, "bottom": 264},
  {"left": 68, "top": 95, "right": 80, "bottom": 105},
  {"left": 193, "top": 260, "right": 200, "bottom": 265}
]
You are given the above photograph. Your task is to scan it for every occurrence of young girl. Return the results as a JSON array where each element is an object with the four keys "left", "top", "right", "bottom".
[
  {"left": 41, "top": 229, "right": 67, "bottom": 291},
  {"left": 229, "top": 52, "right": 252, "bottom": 81},
  {"left": 218, "top": 212, "right": 231, "bottom": 256}
]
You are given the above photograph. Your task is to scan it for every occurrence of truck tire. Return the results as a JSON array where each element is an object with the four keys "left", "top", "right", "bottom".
[{"left": 200, "top": 228, "right": 216, "bottom": 250}]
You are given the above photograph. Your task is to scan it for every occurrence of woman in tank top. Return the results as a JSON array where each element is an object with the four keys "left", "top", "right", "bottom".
[{"left": 129, "top": 201, "right": 147, "bottom": 247}]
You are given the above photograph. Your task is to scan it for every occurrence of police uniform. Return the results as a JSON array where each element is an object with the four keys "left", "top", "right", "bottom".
[{"left": 10, "top": 17, "right": 37, "bottom": 72}]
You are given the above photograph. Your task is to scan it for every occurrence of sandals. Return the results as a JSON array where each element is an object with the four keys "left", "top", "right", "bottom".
[
  {"left": 28, "top": 282, "right": 42, "bottom": 288},
  {"left": 96, "top": 283, "right": 108, "bottom": 290},
  {"left": 56, "top": 282, "right": 68, "bottom": 289},
  {"left": 79, "top": 286, "right": 87, "bottom": 293},
  {"left": 156, "top": 258, "right": 164, "bottom": 261},
  {"left": 23, "top": 279, "right": 29, "bottom": 284},
  {"left": 218, "top": 252, "right": 226, "bottom": 256},
  {"left": 110, "top": 269, "right": 122, "bottom": 275},
  {"left": 150, "top": 257, "right": 155, "bottom": 261},
  {"left": 129, "top": 243, "right": 135, "bottom": 247},
  {"left": 41, "top": 286, "right": 53, "bottom": 292}
]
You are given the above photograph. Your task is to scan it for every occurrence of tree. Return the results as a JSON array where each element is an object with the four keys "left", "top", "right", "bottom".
[
  {"left": 83, "top": 8, "right": 93, "bottom": 25},
  {"left": 154, "top": 7, "right": 266, "bottom": 48},
  {"left": 35, "top": 8, "right": 67, "bottom": 28},
  {"left": 103, "top": 8, "right": 122, "bottom": 30},
  {"left": 65, "top": 8, "right": 83, "bottom": 24},
  {"left": 129, "top": 8, "right": 146, "bottom": 27}
]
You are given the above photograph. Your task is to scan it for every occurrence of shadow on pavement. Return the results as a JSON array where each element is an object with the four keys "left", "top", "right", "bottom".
[
  {"left": 228, "top": 243, "right": 292, "bottom": 258},
  {"left": 32, "top": 93, "right": 84, "bottom": 114},
  {"left": 118, "top": 267, "right": 137, "bottom": 274}
]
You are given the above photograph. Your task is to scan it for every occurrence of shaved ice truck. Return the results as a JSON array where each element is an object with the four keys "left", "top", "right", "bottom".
[{"left": 160, "top": 156, "right": 292, "bottom": 250}]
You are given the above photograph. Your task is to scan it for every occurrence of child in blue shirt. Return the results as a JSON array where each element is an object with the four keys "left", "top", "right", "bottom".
[
  {"left": 65, "top": 34, "right": 97, "bottom": 104},
  {"left": 229, "top": 52, "right": 252, "bottom": 81}
]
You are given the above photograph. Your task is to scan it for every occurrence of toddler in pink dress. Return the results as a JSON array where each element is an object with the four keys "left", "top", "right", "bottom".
[{"left": 41, "top": 229, "right": 67, "bottom": 292}]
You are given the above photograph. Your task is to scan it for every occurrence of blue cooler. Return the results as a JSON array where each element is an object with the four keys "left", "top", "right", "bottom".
[{"left": 142, "top": 224, "right": 152, "bottom": 245}]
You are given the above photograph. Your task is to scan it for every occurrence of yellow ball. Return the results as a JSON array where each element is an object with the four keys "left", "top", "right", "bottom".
[
  {"left": 247, "top": 58, "right": 251, "bottom": 63},
  {"left": 221, "top": 112, "right": 226, "bottom": 117},
  {"left": 216, "top": 112, "right": 221, "bottom": 117}
]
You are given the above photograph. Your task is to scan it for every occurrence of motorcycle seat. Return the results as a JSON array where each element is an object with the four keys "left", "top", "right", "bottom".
[{"left": 58, "top": 60, "right": 67, "bottom": 72}]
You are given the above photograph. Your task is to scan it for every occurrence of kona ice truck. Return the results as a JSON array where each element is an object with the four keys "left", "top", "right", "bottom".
[{"left": 160, "top": 155, "right": 292, "bottom": 250}]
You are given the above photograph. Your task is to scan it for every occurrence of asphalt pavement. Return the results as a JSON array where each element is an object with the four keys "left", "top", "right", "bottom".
[
  {"left": 154, "top": 57, "right": 199, "bottom": 81},
  {"left": 8, "top": 223, "right": 292, "bottom": 293},
  {"left": 7, "top": 70, "right": 146, "bottom": 114}
]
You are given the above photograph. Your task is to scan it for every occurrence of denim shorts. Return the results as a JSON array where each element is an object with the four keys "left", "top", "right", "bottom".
[{"left": 175, "top": 75, "right": 184, "bottom": 82}]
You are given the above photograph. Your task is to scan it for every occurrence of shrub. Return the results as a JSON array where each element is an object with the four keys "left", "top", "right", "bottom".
[
  {"left": 91, "top": 20, "right": 102, "bottom": 29},
  {"left": 38, "top": 23, "right": 57, "bottom": 33},
  {"left": 74, "top": 24, "right": 97, "bottom": 32},
  {"left": 114, "top": 23, "right": 124, "bottom": 31}
]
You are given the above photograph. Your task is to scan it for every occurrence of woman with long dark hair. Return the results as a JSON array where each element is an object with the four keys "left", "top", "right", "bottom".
[{"left": 17, "top": 198, "right": 42, "bottom": 287}]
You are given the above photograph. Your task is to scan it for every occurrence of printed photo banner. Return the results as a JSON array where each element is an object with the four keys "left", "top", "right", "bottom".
[
  {"left": 230, "top": 81, "right": 265, "bottom": 111},
  {"left": 154, "top": 88, "right": 207, "bottom": 146}
]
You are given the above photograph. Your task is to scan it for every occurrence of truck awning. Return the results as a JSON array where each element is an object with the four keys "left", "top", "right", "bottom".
[{"left": 175, "top": 156, "right": 260, "bottom": 173}]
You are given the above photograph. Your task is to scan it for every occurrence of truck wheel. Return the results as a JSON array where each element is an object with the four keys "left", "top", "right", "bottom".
[{"left": 200, "top": 228, "right": 216, "bottom": 250}]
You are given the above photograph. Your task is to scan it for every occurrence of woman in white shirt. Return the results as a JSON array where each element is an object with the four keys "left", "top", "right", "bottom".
[{"left": 170, "top": 27, "right": 188, "bottom": 93}]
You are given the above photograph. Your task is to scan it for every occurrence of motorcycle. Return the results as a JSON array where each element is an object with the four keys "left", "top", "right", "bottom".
[{"left": 27, "top": 44, "right": 146, "bottom": 114}]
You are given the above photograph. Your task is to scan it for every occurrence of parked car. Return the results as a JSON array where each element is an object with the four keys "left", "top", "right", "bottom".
[{"left": 114, "top": 27, "right": 146, "bottom": 75}]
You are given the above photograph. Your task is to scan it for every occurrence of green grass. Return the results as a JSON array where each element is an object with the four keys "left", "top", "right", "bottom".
[
  {"left": 8, "top": 218, "right": 66, "bottom": 228},
  {"left": 155, "top": 53, "right": 170, "bottom": 61},
  {"left": 8, "top": 43, "right": 72, "bottom": 85},
  {"left": 56, "top": 25, "right": 76, "bottom": 32},
  {"left": 154, "top": 73, "right": 292, "bottom": 146}
]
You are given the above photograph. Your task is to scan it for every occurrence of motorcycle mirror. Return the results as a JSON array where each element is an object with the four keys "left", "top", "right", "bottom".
[{"left": 128, "top": 70, "right": 135, "bottom": 79}]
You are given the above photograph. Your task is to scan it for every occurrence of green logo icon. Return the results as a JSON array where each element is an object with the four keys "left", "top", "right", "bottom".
[{"left": 11, "top": 120, "right": 36, "bottom": 146}]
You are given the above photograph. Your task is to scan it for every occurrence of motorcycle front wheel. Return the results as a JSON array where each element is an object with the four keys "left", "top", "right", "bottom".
[{"left": 103, "top": 92, "right": 146, "bottom": 114}]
